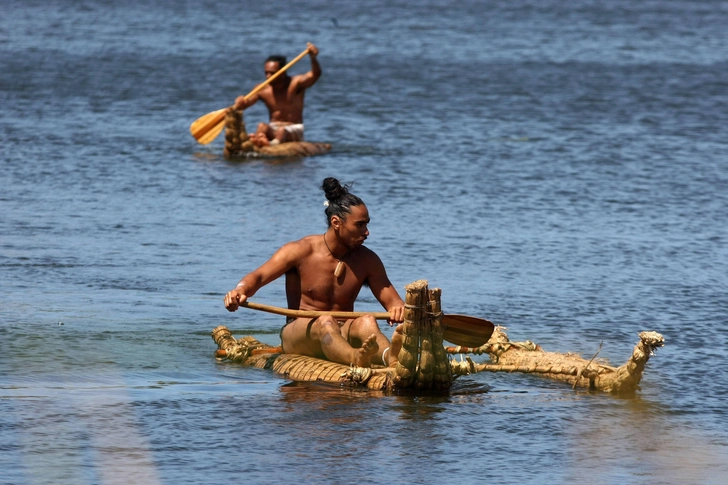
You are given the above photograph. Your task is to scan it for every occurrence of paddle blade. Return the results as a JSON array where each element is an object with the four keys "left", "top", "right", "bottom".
[
  {"left": 196, "top": 118, "right": 225, "bottom": 145},
  {"left": 442, "top": 314, "right": 495, "bottom": 347},
  {"left": 190, "top": 108, "right": 227, "bottom": 144}
]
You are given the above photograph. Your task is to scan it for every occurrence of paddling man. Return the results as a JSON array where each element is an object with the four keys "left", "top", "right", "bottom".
[
  {"left": 224, "top": 177, "right": 405, "bottom": 368},
  {"left": 233, "top": 42, "right": 321, "bottom": 147}
]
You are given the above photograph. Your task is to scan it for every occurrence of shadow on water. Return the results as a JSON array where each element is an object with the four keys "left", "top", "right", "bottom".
[
  {"left": 191, "top": 151, "right": 309, "bottom": 166},
  {"left": 273, "top": 378, "right": 492, "bottom": 426},
  {"left": 276, "top": 375, "right": 491, "bottom": 399}
]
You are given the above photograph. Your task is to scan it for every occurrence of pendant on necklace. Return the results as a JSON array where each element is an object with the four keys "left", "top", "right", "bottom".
[{"left": 324, "top": 233, "right": 346, "bottom": 277}]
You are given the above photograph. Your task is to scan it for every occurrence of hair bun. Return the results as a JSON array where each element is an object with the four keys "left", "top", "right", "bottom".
[
  {"left": 320, "top": 178, "right": 363, "bottom": 227},
  {"left": 322, "top": 177, "right": 348, "bottom": 201}
]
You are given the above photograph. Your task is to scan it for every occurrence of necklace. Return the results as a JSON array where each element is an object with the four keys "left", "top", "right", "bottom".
[{"left": 323, "top": 233, "right": 347, "bottom": 277}]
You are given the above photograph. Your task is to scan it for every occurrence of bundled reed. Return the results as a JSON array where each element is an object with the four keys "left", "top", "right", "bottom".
[
  {"left": 212, "top": 280, "right": 453, "bottom": 392},
  {"left": 222, "top": 108, "right": 331, "bottom": 159},
  {"left": 447, "top": 327, "right": 665, "bottom": 394},
  {"left": 211, "top": 280, "right": 665, "bottom": 395},
  {"left": 394, "top": 280, "right": 453, "bottom": 391}
]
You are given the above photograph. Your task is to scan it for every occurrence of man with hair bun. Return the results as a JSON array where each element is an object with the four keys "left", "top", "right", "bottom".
[{"left": 224, "top": 177, "right": 405, "bottom": 368}]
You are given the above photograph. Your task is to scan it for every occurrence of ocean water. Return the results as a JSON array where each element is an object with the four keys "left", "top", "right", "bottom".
[{"left": 1, "top": 0, "right": 727, "bottom": 483}]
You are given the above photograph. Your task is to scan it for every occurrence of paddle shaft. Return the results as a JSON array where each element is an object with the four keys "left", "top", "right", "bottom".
[
  {"left": 243, "top": 301, "right": 390, "bottom": 321},
  {"left": 190, "top": 47, "right": 311, "bottom": 143},
  {"left": 240, "top": 301, "right": 495, "bottom": 347},
  {"left": 244, "top": 47, "right": 311, "bottom": 101}
]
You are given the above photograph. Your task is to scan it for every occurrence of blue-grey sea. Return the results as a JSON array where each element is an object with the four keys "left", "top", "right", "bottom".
[{"left": 2, "top": 1, "right": 727, "bottom": 484}]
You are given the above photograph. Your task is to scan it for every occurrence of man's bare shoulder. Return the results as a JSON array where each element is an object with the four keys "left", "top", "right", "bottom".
[
  {"left": 352, "top": 245, "right": 382, "bottom": 264},
  {"left": 290, "top": 73, "right": 308, "bottom": 83},
  {"left": 291, "top": 72, "right": 318, "bottom": 92},
  {"left": 278, "top": 235, "right": 318, "bottom": 256}
]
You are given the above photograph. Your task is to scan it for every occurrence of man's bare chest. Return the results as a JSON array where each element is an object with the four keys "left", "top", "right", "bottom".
[{"left": 298, "top": 259, "right": 364, "bottom": 308}]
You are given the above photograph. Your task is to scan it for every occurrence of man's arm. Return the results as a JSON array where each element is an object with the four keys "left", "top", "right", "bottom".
[
  {"left": 224, "top": 241, "right": 303, "bottom": 312},
  {"left": 233, "top": 91, "right": 261, "bottom": 111},
  {"left": 365, "top": 252, "right": 405, "bottom": 324},
  {"left": 294, "top": 43, "right": 321, "bottom": 92}
]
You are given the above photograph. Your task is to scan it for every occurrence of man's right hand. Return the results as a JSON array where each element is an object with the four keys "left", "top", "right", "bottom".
[
  {"left": 224, "top": 289, "right": 248, "bottom": 312},
  {"left": 387, "top": 304, "right": 405, "bottom": 326},
  {"left": 233, "top": 96, "right": 248, "bottom": 110}
]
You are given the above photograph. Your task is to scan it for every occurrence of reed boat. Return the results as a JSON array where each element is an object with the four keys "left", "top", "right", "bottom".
[
  {"left": 212, "top": 280, "right": 665, "bottom": 394},
  {"left": 222, "top": 108, "right": 331, "bottom": 159}
]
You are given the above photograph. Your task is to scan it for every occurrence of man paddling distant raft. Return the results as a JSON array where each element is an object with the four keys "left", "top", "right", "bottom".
[
  {"left": 224, "top": 178, "right": 405, "bottom": 368},
  {"left": 233, "top": 42, "right": 321, "bottom": 148}
]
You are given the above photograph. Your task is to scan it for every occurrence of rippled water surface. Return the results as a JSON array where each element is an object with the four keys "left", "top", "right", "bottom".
[{"left": 2, "top": 1, "right": 727, "bottom": 484}]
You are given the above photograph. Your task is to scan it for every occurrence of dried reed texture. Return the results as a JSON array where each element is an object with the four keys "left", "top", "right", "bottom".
[
  {"left": 222, "top": 108, "right": 246, "bottom": 158},
  {"left": 429, "top": 288, "right": 454, "bottom": 391},
  {"left": 210, "top": 280, "right": 455, "bottom": 392},
  {"left": 413, "top": 292, "right": 435, "bottom": 390},
  {"left": 211, "top": 283, "right": 663, "bottom": 394},
  {"left": 448, "top": 327, "right": 665, "bottom": 394},
  {"left": 211, "top": 326, "right": 395, "bottom": 390},
  {"left": 393, "top": 280, "right": 426, "bottom": 388},
  {"left": 392, "top": 281, "right": 453, "bottom": 391},
  {"left": 222, "top": 109, "right": 331, "bottom": 159},
  {"left": 255, "top": 141, "right": 332, "bottom": 158}
]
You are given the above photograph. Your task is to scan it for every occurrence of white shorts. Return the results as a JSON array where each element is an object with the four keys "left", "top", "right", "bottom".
[{"left": 269, "top": 122, "right": 304, "bottom": 141}]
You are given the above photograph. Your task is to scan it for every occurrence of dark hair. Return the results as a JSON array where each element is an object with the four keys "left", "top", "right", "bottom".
[
  {"left": 265, "top": 55, "right": 287, "bottom": 69},
  {"left": 322, "top": 177, "right": 364, "bottom": 226}
]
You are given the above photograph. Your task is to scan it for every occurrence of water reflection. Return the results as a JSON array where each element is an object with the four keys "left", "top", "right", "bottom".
[
  {"left": 274, "top": 380, "right": 463, "bottom": 479},
  {"left": 564, "top": 393, "right": 727, "bottom": 483}
]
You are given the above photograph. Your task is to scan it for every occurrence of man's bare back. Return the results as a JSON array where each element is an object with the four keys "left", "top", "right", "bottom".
[{"left": 224, "top": 178, "right": 405, "bottom": 367}]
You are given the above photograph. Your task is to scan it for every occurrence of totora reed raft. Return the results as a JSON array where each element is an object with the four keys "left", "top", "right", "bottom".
[
  {"left": 447, "top": 327, "right": 665, "bottom": 393},
  {"left": 211, "top": 279, "right": 665, "bottom": 394},
  {"left": 222, "top": 108, "right": 332, "bottom": 159}
]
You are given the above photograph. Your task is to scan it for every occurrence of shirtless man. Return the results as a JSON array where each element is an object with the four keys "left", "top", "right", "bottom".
[
  {"left": 223, "top": 177, "right": 405, "bottom": 368},
  {"left": 233, "top": 42, "right": 321, "bottom": 147}
]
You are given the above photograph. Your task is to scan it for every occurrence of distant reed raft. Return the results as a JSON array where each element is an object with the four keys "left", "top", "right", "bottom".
[{"left": 223, "top": 108, "right": 331, "bottom": 159}]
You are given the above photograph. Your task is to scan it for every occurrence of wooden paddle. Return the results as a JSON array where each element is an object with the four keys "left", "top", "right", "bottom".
[
  {"left": 241, "top": 301, "right": 495, "bottom": 348},
  {"left": 189, "top": 47, "right": 312, "bottom": 145}
]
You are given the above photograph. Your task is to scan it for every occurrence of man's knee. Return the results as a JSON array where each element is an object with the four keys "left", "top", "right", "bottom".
[
  {"left": 314, "top": 316, "right": 341, "bottom": 337},
  {"left": 353, "top": 315, "right": 379, "bottom": 334}
]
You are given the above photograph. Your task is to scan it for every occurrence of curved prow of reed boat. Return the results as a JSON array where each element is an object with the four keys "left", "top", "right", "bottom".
[
  {"left": 447, "top": 327, "right": 665, "bottom": 394},
  {"left": 222, "top": 108, "right": 331, "bottom": 159}
]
